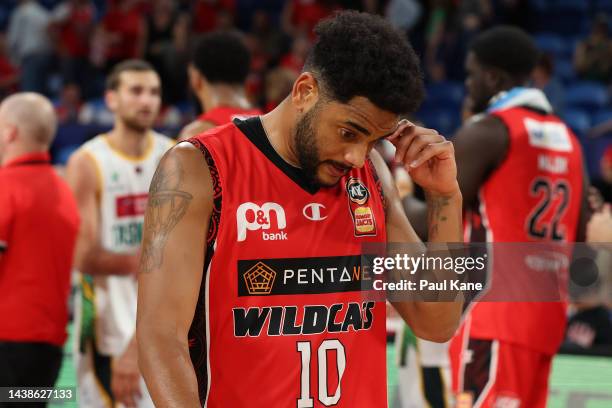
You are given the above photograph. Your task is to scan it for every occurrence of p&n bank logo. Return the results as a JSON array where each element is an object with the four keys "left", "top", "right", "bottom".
[{"left": 236, "top": 202, "right": 287, "bottom": 242}]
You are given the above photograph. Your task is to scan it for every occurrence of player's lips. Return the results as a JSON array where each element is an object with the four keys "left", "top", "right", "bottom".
[{"left": 326, "top": 162, "right": 351, "bottom": 178}]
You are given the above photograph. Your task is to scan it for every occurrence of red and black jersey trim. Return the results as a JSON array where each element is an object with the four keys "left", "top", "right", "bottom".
[
  {"left": 0, "top": 241, "right": 6, "bottom": 253},
  {"left": 187, "top": 138, "right": 222, "bottom": 245},
  {"left": 234, "top": 116, "right": 320, "bottom": 194},
  {"left": 461, "top": 339, "right": 494, "bottom": 404},
  {"left": 186, "top": 138, "right": 222, "bottom": 406}
]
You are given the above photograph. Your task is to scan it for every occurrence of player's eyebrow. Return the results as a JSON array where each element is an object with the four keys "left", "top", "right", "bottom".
[
  {"left": 344, "top": 121, "right": 371, "bottom": 136},
  {"left": 378, "top": 119, "right": 410, "bottom": 140}
]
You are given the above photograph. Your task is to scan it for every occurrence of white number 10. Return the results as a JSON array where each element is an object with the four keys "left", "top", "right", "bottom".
[{"left": 297, "top": 339, "right": 346, "bottom": 407}]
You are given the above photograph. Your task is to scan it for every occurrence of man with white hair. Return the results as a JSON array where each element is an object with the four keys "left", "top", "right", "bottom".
[{"left": 0, "top": 93, "right": 80, "bottom": 398}]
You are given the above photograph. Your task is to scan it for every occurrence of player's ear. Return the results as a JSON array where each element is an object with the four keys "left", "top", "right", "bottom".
[
  {"left": 291, "top": 72, "right": 319, "bottom": 112},
  {"left": 486, "top": 67, "right": 510, "bottom": 94},
  {"left": 1, "top": 123, "right": 18, "bottom": 144},
  {"left": 105, "top": 89, "right": 118, "bottom": 112},
  {"left": 188, "top": 64, "right": 204, "bottom": 93}
]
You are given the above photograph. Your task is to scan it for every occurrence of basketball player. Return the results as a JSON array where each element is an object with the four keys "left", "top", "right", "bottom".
[
  {"left": 66, "top": 60, "right": 173, "bottom": 408},
  {"left": 138, "top": 11, "right": 464, "bottom": 406},
  {"left": 178, "top": 31, "right": 261, "bottom": 140},
  {"left": 407, "top": 27, "right": 588, "bottom": 407}
]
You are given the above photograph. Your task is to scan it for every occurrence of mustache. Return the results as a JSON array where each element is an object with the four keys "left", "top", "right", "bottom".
[{"left": 322, "top": 160, "right": 352, "bottom": 172}]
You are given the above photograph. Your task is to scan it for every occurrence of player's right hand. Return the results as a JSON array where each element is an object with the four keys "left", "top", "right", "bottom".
[{"left": 387, "top": 120, "right": 459, "bottom": 197}]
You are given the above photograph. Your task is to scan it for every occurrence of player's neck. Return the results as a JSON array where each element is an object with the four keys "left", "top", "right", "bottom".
[
  {"left": 202, "top": 84, "right": 251, "bottom": 112},
  {"left": 107, "top": 123, "right": 151, "bottom": 158},
  {"left": 260, "top": 99, "right": 301, "bottom": 168}
]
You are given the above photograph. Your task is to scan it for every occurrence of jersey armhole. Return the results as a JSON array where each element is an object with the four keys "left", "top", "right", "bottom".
[
  {"left": 81, "top": 149, "right": 104, "bottom": 205},
  {"left": 185, "top": 139, "right": 223, "bottom": 246}
]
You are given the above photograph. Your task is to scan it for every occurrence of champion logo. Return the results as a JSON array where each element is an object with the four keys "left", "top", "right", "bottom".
[{"left": 302, "top": 203, "right": 327, "bottom": 221}]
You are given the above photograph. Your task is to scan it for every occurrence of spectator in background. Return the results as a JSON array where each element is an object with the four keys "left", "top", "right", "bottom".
[
  {"left": 7, "top": 0, "right": 52, "bottom": 94},
  {"left": 192, "top": 0, "right": 236, "bottom": 34},
  {"left": 0, "top": 93, "right": 80, "bottom": 397},
  {"left": 242, "top": 33, "right": 268, "bottom": 105},
  {"left": 574, "top": 14, "right": 612, "bottom": 83},
  {"left": 0, "top": 33, "right": 19, "bottom": 99},
  {"left": 251, "top": 9, "right": 288, "bottom": 66},
  {"left": 144, "top": 0, "right": 189, "bottom": 104},
  {"left": 424, "top": 0, "right": 492, "bottom": 82},
  {"left": 385, "top": 0, "right": 422, "bottom": 32},
  {"left": 55, "top": 82, "right": 83, "bottom": 124},
  {"left": 263, "top": 66, "right": 297, "bottom": 112},
  {"left": 100, "top": 0, "right": 145, "bottom": 72},
  {"left": 179, "top": 31, "right": 261, "bottom": 140},
  {"left": 280, "top": 34, "right": 309, "bottom": 74},
  {"left": 282, "top": 0, "right": 339, "bottom": 38},
  {"left": 531, "top": 53, "right": 565, "bottom": 115},
  {"left": 50, "top": 0, "right": 95, "bottom": 97}
]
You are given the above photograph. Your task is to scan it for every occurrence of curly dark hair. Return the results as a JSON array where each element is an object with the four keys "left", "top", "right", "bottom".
[
  {"left": 304, "top": 10, "right": 424, "bottom": 115},
  {"left": 470, "top": 26, "right": 538, "bottom": 80},
  {"left": 191, "top": 31, "right": 251, "bottom": 85}
]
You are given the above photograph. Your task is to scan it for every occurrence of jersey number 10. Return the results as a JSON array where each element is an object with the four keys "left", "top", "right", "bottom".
[{"left": 297, "top": 340, "right": 346, "bottom": 407}]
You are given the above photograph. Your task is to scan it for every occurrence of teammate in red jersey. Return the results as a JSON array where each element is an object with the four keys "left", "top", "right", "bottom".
[
  {"left": 137, "top": 11, "right": 464, "bottom": 407},
  {"left": 179, "top": 31, "right": 261, "bottom": 141},
  {"left": 431, "top": 27, "right": 587, "bottom": 407}
]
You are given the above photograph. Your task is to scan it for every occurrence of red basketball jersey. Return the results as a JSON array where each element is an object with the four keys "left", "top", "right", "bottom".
[
  {"left": 186, "top": 117, "right": 388, "bottom": 407},
  {"left": 465, "top": 107, "right": 583, "bottom": 354},
  {"left": 198, "top": 106, "right": 262, "bottom": 126}
]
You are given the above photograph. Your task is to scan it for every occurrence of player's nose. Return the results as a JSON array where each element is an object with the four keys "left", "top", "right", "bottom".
[{"left": 343, "top": 143, "right": 368, "bottom": 169}]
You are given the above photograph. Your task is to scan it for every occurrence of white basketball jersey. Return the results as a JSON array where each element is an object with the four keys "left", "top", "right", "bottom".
[{"left": 81, "top": 132, "right": 173, "bottom": 356}]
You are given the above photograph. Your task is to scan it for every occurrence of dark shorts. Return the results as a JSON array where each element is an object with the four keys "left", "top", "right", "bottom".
[{"left": 0, "top": 341, "right": 63, "bottom": 408}]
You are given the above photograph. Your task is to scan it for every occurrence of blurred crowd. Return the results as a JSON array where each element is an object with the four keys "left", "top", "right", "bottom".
[{"left": 0, "top": 1, "right": 609, "bottom": 127}]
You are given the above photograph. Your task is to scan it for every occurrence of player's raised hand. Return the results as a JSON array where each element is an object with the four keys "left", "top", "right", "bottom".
[{"left": 387, "top": 120, "right": 459, "bottom": 196}]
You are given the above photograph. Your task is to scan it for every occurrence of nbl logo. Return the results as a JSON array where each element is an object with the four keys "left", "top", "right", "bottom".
[
  {"left": 236, "top": 202, "right": 287, "bottom": 242},
  {"left": 346, "top": 178, "right": 369, "bottom": 204}
]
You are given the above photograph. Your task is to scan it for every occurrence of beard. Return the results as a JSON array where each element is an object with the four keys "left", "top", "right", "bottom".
[
  {"left": 293, "top": 103, "right": 352, "bottom": 188},
  {"left": 120, "top": 112, "right": 154, "bottom": 133},
  {"left": 293, "top": 105, "right": 322, "bottom": 186},
  {"left": 471, "top": 96, "right": 490, "bottom": 115}
]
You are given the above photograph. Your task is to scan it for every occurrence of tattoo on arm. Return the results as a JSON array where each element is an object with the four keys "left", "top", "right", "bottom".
[
  {"left": 140, "top": 154, "right": 193, "bottom": 274},
  {"left": 427, "top": 195, "right": 450, "bottom": 240}
]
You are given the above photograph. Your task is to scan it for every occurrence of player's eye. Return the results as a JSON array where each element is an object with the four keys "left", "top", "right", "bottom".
[{"left": 340, "top": 128, "right": 357, "bottom": 141}]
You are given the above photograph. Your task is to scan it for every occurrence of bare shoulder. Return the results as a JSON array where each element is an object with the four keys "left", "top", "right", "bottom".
[
  {"left": 151, "top": 142, "right": 212, "bottom": 201},
  {"left": 454, "top": 114, "right": 508, "bottom": 144},
  {"left": 66, "top": 148, "right": 96, "bottom": 175},
  {"left": 454, "top": 114, "right": 509, "bottom": 162},
  {"left": 178, "top": 119, "right": 217, "bottom": 141},
  {"left": 65, "top": 148, "right": 99, "bottom": 192}
]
